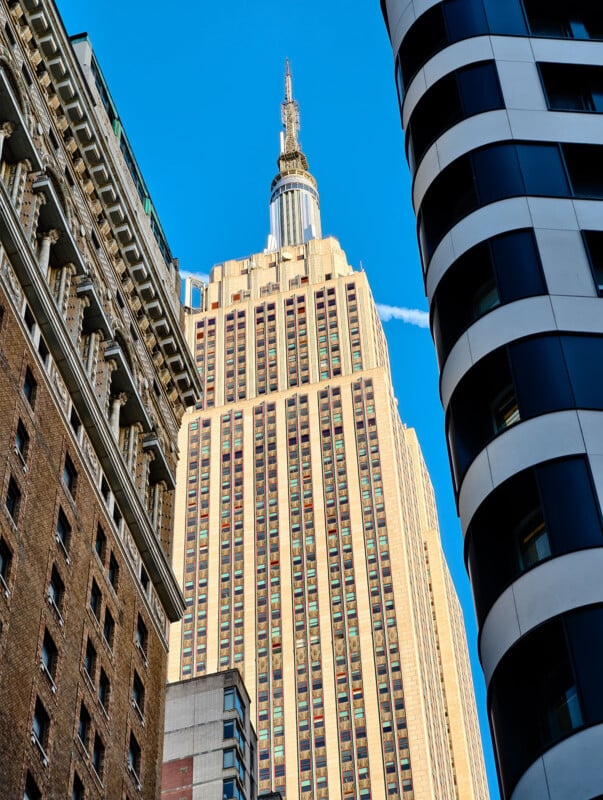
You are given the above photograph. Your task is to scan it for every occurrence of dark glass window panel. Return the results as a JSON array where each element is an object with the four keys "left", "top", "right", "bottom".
[
  {"left": 432, "top": 230, "right": 546, "bottom": 365},
  {"left": 466, "top": 457, "right": 603, "bottom": 625},
  {"left": 510, "top": 335, "right": 572, "bottom": 417},
  {"left": 0, "top": 538, "right": 11, "bottom": 580},
  {"left": 563, "top": 143, "right": 603, "bottom": 198},
  {"left": 491, "top": 230, "right": 546, "bottom": 302},
  {"left": 568, "top": 607, "right": 603, "bottom": 725},
  {"left": 561, "top": 335, "right": 603, "bottom": 408},
  {"left": 488, "top": 616, "right": 581, "bottom": 798},
  {"left": 516, "top": 143, "right": 569, "bottom": 196},
  {"left": 443, "top": 0, "right": 488, "bottom": 41},
  {"left": 523, "top": 0, "right": 603, "bottom": 40},
  {"left": 582, "top": 230, "right": 603, "bottom": 294},
  {"left": 446, "top": 347, "right": 515, "bottom": 481},
  {"left": 6, "top": 477, "right": 20, "bottom": 521},
  {"left": 539, "top": 63, "right": 603, "bottom": 111},
  {"left": 539, "top": 459, "right": 603, "bottom": 553},
  {"left": 398, "top": 5, "right": 447, "bottom": 96},
  {"left": 457, "top": 61, "right": 503, "bottom": 117},
  {"left": 23, "top": 367, "right": 36, "bottom": 406},
  {"left": 483, "top": 0, "right": 528, "bottom": 34},
  {"left": 473, "top": 143, "right": 523, "bottom": 205},
  {"left": 407, "top": 61, "right": 503, "bottom": 170},
  {"left": 419, "top": 153, "right": 477, "bottom": 262}
]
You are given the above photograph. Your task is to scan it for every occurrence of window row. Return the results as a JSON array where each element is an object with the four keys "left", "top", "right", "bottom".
[
  {"left": 431, "top": 229, "right": 545, "bottom": 365},
  {"left": 406, "top": 60, "right": 503, "bottom": 172},
  {"left": 489, "top": 604, "right": 603, "bottom": 798},
  {"left": 466, "top": 456, "right": 603, "bottom": 625},
  {"left": 419, "top": 141, "right": 603, "bottom": 264},
  {"left": 396, "top": 0, "right": 603, "bottom": 100},
  {"left": 447, "top": 333, "right": 603, "bottom": 485}
]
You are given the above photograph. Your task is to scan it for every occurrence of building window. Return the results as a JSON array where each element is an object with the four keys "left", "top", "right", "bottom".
[
  {"left": 23, "top": 367, "right": 36, "bottom": 407},
  {"left": 583, "top": 230, "right": 603, "bottom": 294},
  {"left": 92, "top": 734, "right": 105, "bottom": 780},
  {"left": 6, "top": 476, "right": 20, "bottom": 522},
  {"left": 132, "top": 671, "right": 144, "bottom": 718},
  {"left": 84, "top": 637, "right": 96, "bottom": 681},
  {"left": 41, "top": 629, "right": 58, "bottom": 688},
  {"left": 223, "top": 778, "right": 243, "bottom": 800},
  {"left": 488, "top": 607, "right": 603, "bottom": 798},
  {"left": 95, "top": 526, "right": 106, "bottom": 563},
  {"left": 103, "top": 609, "right": 115, "bottom": 650},
  {"left": 523, "top": 0, "right": 603, "bottom": 40},
  {"left": 78, "top": 702, "right": 91, "bottom": 749},
  {"left": 223, "top": 747, "right": 245, "bottom": 780},
  {"left": 63, "top": 453, "right": 77, "bottom": 497},
  {"left": 98, "top": 668, "right": 110, "bottom": 712},
  {"left": 14, "top": 420, "right": 29, "bottom": 461},
  {"left": 56, "top": 508, "right": 71, "bottom": 561},
  {"left": 32, "top": 697, "right": 50, "bottom": 755},
  {"left": 89, "top": 580, "right": 101, "bottom": 620},
  {"left": 108, "top": 552, "right": 119, "bottom": 591},
  {"left": 224, "top": 686, "right": 245, "bottom": 721},
  {"left": 431, "top": 229, "right": 545, "bottom": 364},
  {"left": 71, "top": 772, "right": 85, "bottom": 800},
  {"left": 136, "top": 614, "right": 148, "bottom": 658},
  {"left": 406, "top": 60, "right": 503, "bottom": 170},
  {"left": 539, "top": 62, "right": 603, "bottom": 112},
  {"left": 0, "top": 537, "right": 12, "bottom": 593},
  {"left": 23, "top": 772, "right": 41, "bottom": 800},
  {"left": 466, "top": 457, "right": 603, "bottom": 625},
  {"left": 128, "top": 731, "right": 141, "bottom": 782},
  {"left": 48, "top": 566, "right": 64, "bottom": 622}
]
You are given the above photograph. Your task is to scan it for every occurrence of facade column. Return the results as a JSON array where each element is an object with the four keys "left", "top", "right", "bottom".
[
  {"left": 54, "top": 263, "right": 76, "bottom": 317},
  {"left": 11, "top": 158, "right": 31, "bottom": 210},
  {"left": 0, "top": 122, "right": 14, "bottom": 163},
  {"left": 109, "top": 392, "right": 128, "bottom": 440},
  {"left": 38, "top": 228, "right": 60, "bottom": 274}
]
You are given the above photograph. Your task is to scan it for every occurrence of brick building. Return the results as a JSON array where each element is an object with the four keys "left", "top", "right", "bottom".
[{"left": 0, "top": 1, "right": 199, "bottom": 798}]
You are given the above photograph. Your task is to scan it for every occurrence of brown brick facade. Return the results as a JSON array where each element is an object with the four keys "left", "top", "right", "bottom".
[{"left": 0, "top": 0, "right": 200, "bottom": 797}]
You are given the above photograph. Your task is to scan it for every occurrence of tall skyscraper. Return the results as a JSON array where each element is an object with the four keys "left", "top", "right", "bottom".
[
  {"left": 380, "top": 1, "right": 603, "bottom": 798},
  {"left": 0, "top": 1, "right": 199, "bottom": 797},
  {"left": 169, "top": 66, "right": 488, "bottom": 800}
]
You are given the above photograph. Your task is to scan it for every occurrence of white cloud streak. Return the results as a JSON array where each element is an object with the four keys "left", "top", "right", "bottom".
[
  {"left": 376, "top": 303, "right": 429, "bottom": 329},
  {"left": 180, "top": 268, "right": 210, "bottom": 283}
]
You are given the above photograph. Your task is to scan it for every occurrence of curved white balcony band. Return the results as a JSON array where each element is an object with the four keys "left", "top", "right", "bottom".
[
  {"left": 385, "top": 0, "right": 441, "bottom": 57},
  {"left": 457, "top": 410, "right": 587, "bottom": 532},
  {"left": 510, "top": 723, "right": 603, "bottom": 800},
  {"left": 402, "top": 36, "right": 495, "bottom": 126},
  {"left": 424, "top": 195, "right": 595, "bottom": 294},
  {"left": 412, "top": 109, "right": 603, "bottom": 214},
  {"left": 480, "top": 548, "right": 603, "bottom": 686},
  {"left": 439, "top": 294, "right": 603, "bottom": 411},
  {"left": 459, "top": 410, "right": 603, "bottom": 535},
  {"left": 403, "top": 36, "right": 603, "bottom": 130}
]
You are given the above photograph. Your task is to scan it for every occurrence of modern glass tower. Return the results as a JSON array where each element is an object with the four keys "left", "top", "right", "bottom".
[
  {"left": 380, "top": 1, "right": 603, "bottom": 798},
  {"left": 168, "top": 65, "right": 488, "bottom": 800}
]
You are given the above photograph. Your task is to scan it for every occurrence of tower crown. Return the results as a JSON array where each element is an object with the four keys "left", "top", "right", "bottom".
[{"left": 266, "top": 61, "right": 321, "bottom": 251}]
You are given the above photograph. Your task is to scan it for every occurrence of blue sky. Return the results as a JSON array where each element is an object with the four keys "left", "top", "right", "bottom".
[{"left": 55, "top": 0, "right": 499, "bottom": 794}]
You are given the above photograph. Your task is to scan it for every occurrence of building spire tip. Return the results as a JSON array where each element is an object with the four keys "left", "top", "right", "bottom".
[{"left": 284, "top": 58, "right": 292, "bottom": 103}]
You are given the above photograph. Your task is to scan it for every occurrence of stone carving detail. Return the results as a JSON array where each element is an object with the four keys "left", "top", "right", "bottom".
[
  {"left": 2, "top": 259, "right": 21, "bottom": 305},
  {"left": 152, "top": 592, "right": 166, "bottom": 632},
  {"left": 51, "top": 366, "right": 68, "bottom": 410},
  {"left": 83, "top": 436, "right": 99, "bottom": 478}
]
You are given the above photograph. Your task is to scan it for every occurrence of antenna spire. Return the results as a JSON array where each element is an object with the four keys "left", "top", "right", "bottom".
[
  {"left": 285, "top": 57, "right": 293, "bottom": 103},
  {"left": 281, "top": 58, "right": 300, "bottom": 155}
]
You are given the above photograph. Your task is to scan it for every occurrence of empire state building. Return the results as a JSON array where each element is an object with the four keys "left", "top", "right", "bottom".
[{"left": 168, "top": 65, "right": 488, "bottom": 800}]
